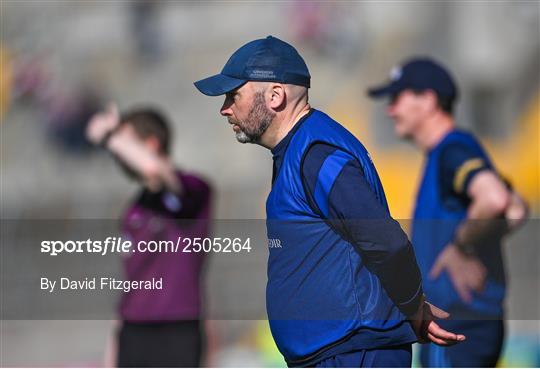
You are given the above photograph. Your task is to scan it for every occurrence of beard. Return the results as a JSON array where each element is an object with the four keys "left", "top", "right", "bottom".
[{"left": 229, "top": 91, "right": 275, "bottom": 144}]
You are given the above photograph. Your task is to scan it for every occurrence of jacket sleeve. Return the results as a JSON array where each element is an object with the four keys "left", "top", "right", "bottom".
[{"left": 302, "top": 144, "right": 424, "bottom": 316}]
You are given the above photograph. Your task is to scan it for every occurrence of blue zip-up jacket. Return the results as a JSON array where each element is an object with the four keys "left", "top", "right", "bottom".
[{"left": 266, "top": 109, "right": 421, "bottom": 366}]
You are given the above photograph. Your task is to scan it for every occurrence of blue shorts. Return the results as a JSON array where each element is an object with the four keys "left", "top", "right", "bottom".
[
  {"left": 420, "top": 319, "right": 504, "bottom": 367},
  {"left": 313, "top": 344, "right": 412, "bottom": 368}
]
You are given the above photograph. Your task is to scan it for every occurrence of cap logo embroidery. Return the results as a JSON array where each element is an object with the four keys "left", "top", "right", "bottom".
[
  {"left": 390, "top": 66, "right": 402, "bottom": 81},
  {"left": 249, "top": 70, "right": 277, "bottom": 79}
]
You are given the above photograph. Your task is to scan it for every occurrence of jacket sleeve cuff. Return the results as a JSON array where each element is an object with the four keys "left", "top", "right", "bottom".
[{"left": 398, "top": 284, "right": 424, "bottom": 317}]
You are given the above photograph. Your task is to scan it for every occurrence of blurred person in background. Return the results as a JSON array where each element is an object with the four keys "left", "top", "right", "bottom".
[
  {"left": 368, "top": 57, "right": 529, "bottom": 367},
  {"left": 86, "top": 105, "right": 212, "bottom": 367},
  {"left": 12, "top": 53, "right": 103, "bottom": 153},
  {"left": 288, "top": 1, "right": 330, "bottom": 54},
  {"left": 194, "top": 36, "right": 465, "bottom": 368},
  {"left": 45, "top": 83, "right": 102, "bottom": 153},
  {"left": 129, "top": 0, "right": 164, "bottom": 64}
]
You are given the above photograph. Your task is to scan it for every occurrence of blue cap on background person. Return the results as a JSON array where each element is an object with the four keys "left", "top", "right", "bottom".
[
  {"left": 368, "top": 57, "right": 459, "bottom": 100},
  {"left": 194, "top": 36, "right": 311, "bottom": 96}
]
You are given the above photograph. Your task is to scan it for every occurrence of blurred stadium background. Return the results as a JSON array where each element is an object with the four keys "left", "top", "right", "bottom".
[{"left": 1, "top": 1, "right": 539, "bottom": 367}]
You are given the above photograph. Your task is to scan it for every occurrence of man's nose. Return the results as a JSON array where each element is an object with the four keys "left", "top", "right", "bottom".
[
  {"left": 386, "top": 103, "right": 396, "bottom": 117},
  {"left": 220, "top": 98, "right": 233, "bottom": 117}
]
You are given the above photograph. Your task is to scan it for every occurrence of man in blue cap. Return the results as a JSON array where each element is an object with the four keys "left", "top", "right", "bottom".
[
  {"left": 195, "top": 37, "right": 465, "bottom": 367},
  {"left": 368, "top": 57, "right": 528, "bottom": 367}
]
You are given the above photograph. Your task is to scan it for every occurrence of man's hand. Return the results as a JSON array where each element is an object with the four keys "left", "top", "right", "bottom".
[
  {"left": 409, "top": 298, "right": 466, "bottom": 346},
  {"left": 505, "top": 191, "right": 529, "bottom": 231},
  {"left": 86, "top": 103, "right": 120, "bottom": 145},
  {"left": 429, "top": 243, "right": 486, "bottom": 303}
]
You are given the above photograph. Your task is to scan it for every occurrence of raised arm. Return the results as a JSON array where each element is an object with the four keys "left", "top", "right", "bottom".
[{"left": 86, "top": 104, "right": 181, "bottom": 193}]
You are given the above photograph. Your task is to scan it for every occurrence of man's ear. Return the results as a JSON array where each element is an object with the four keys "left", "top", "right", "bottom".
[
  {"left": 424, "top": 90, "right": 439, "bottom": 113},
  {"left": 269, "top": 84, "right": 285, "bottom": 109}
]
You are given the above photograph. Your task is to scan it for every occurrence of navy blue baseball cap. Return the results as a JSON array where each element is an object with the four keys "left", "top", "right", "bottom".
[
  {"left": 194, "top": 36, "right": 311, "bottom": 96},
  {"left": 368, "top": 57, "right": 458, "bottom": 100}
]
